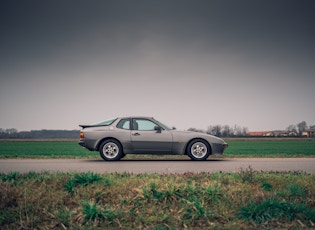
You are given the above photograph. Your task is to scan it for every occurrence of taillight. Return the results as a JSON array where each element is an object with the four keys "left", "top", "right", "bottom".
[{"left": 80, "top": 131, "right": 84, "bottom": 138}]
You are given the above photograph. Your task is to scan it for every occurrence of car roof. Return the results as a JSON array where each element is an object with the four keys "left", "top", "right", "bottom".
[{"left": 118, "top": 116, "right": 154, "bottom": 120}]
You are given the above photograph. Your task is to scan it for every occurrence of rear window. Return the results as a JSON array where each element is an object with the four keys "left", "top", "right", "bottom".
[
  {"left": 92, "top": 118, "right": 117, "bottom": 126},
  {"left": 117, "top": 119, "right": 131, "bottom": 130}
]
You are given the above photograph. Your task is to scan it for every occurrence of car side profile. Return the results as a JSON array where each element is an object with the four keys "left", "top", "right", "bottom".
[{"left": 79, "top": 117, "right": 228, "bottom": 161}]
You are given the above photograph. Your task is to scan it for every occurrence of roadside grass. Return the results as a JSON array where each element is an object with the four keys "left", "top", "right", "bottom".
[
  {"left": 0, "top": 139, "right": 315, "bottom": 159},
  {"left": 1, "top": 170, "right": 314, "bottom": 229}
]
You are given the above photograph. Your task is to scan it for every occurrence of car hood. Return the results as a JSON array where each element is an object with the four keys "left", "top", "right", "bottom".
[{"left": 170, "top": 130, "right": 225, "bottom": 143}]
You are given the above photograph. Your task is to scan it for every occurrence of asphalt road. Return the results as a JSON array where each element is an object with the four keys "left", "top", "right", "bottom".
[{"left": 0, "top": 158, "right": 314, "bottom": 174}]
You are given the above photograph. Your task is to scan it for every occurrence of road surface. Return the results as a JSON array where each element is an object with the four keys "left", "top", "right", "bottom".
[{"left": 0, "top": 158, "right": 314, "bottom": 174}]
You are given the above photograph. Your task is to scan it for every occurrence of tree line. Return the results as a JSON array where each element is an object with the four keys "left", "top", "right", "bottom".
[
  {"left": 188, "top": 125, "right": 248, "bottom": 137},
  {"left": 0, "top": 128, "right": 79, "bottom": 139},
  {"left": 188, "top": 121, "right": 315, "bottom": 137}
]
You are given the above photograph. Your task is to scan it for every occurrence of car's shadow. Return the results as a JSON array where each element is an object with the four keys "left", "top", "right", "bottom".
[{"left": 85, "top": 157, "right": 229, "bottom": 162}]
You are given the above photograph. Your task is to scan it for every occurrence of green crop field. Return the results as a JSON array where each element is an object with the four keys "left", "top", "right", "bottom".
[
  {"left": 0, "top": 141, "right": 96, "bottom": 158},
  {"left": 224, "top": 139, "right": 315, "bottom": 157},
  {"left": 0, "top": 139, "right": 314, "bottom": 158}
]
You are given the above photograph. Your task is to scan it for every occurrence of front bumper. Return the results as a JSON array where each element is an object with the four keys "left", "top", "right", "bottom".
[{"left": 211, "top": 142, "right": 228, "bottom": 155}]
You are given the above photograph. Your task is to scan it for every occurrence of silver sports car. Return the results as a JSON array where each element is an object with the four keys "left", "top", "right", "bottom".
[{"left": 79, "top": 117, "right": 228, "bottom": 161}]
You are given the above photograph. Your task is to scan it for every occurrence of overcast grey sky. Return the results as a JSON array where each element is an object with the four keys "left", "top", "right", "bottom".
[{"left": 1, "top": 0, "right": 314, "bottom": 131}]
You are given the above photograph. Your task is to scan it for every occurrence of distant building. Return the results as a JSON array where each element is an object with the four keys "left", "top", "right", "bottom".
[
  {"left": 270, "top": 131, "right": 298, "bottom": 137},
  {"left": 302, "top": 130, "right": 315, "bottom": 137},
  {"left": 247, "top": 131, "right": 298, "bottom": 137},
  {"left": 247, "top": 131, "right": 270, "bottom": 136}
]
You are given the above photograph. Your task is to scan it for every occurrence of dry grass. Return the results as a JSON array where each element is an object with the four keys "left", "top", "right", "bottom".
[{"left": 1, "top": 170, "right": 315, "bottom": 229}]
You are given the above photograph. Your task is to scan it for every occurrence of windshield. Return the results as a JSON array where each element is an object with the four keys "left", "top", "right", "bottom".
[
  {"left": 153, "top": 118, "right": 172, "bottom": 130},
  {"left": 92, "top": 118, "right": 117, "bottom": 126}
]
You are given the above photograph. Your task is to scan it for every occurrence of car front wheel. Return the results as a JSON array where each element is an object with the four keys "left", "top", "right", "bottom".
[
  {"left": 187, "top": 139, "right": 211, "bottom": 161},
  {"left": 99, "top": 139, "right": 123, "bottom": 161}
]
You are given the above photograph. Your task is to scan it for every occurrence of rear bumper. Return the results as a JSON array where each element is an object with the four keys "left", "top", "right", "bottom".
[
  {"left": 78, "top": 139, "right": 94, "bottom": 151},
  {"left": 78, "top": 140, "right": 85, "bottom": 147}
]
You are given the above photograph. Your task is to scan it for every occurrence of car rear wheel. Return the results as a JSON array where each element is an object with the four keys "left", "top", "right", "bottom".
[
  {"left": 187, "top": 139, "right": 211, "bottom": 161},
  {"left": 99, "top": 139, "right": 123, "bottom": 161}
]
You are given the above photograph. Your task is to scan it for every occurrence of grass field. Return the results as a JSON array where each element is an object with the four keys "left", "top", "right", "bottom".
[
  {"left": 0, "top": 141, "right": 94, "bottom": 158},
  {"left": 224, "top": 138, "right": 315, "bottom": 157},
  {"left": 0, "top": 139, "right": 315, "bottom": 158},
  {"left": 1, "top": 171, "right": 315, "bottom": 229}
]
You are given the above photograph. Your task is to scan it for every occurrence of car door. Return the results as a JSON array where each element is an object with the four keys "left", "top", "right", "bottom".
[{"left": 131, "top": 118, "right": 173, "bottom": 154}]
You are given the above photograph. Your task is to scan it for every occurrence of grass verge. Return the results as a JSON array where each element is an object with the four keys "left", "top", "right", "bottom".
[{"left": 1, "top": 170, "right": 314, "bottom": 229}]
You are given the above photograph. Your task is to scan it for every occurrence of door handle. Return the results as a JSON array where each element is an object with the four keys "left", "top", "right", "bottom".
[{"left": 132, "top": 132, "right": 140, "bottom": 136}]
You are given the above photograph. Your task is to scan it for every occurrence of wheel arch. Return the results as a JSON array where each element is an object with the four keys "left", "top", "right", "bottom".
[
  {"left": 96, "top": 137, "right": 123, "bottom": 152},
  {"left": 184, "top": 138, "right": 212, "bottom": 155}
]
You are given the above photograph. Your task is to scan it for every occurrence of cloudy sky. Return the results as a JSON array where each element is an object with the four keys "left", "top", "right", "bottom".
[{"left": 1, "top": 0, "right": 314, "bottom": 131}]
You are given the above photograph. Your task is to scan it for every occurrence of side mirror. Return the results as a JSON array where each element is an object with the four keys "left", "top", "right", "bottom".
[{"left": 154, "top": 126, "right": 162, "bottom": 133}]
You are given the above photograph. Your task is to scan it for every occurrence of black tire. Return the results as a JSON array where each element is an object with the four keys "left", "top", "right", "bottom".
[
  {"left": 187, "top": 139, "right": 211, "bottom": 161},
  {"left": 99, "top": 139, "right": 123, "bottom": 161}
]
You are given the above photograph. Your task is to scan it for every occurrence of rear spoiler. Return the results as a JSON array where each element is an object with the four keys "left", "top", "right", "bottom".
[
  {"left": 79, "top": 124, "right": 109, "bottom": 129},
  {"left": 79, "top": 125, "right": 94, "bottom": 129}
]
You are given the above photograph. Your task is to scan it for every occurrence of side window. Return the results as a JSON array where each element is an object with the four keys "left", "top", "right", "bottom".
[
  {"left": 116, "top": 119, "right": 130, "bottom": 130},
  {"left": 133, "top": 119, "right": 158, "bottom": 131}
]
